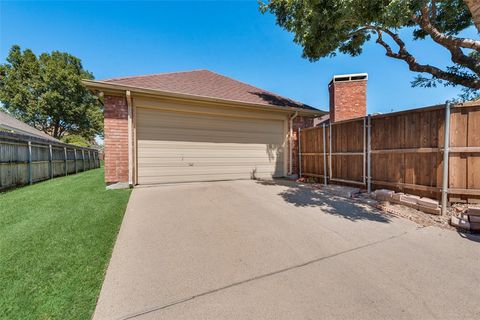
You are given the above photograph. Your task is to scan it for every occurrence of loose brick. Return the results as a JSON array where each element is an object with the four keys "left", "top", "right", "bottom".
[
  {"left": 451, "top": 216, "right": 470, "bottom": 230},
  {"left": 467, "top": 207, "right": 480, "bottom": 216},
  {"left": 417, "top": 197, "right": 439, "bottom": 209},
  {"left": 390, "top": 192, "right": 404, "bottom": 203},
  {"left": 470, "top": 222, "right": 480, "bottom": 232},
  {"left": 468, "top": 215, "right": 480, "bottom": 223},
  {"left": 417, "top": 205, "right": 441, "bottom": 215},
  {"left": 401, "top": 194, "right": 420, "bottom": 206}
]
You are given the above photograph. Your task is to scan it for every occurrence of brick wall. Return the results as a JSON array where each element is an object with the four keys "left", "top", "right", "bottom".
[
  {"left": 290, "top": 116, "right": 314, "bottom": 176},
  {"left": 104, "top": 95, "right": 129, "bottom": 184},
  {"left": 329, "top": 80, "right": 366, "bottom": 122}
]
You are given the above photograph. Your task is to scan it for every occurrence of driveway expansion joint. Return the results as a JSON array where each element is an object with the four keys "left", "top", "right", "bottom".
[{"left": 116, "top": 230, "right": 411, "bottom": 320}]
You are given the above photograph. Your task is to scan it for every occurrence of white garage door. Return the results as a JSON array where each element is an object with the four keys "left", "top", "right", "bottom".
[{"left": 136, "top": 107, "right": 285, "bottom": 184}]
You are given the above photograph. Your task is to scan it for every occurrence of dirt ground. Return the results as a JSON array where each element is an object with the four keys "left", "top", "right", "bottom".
[{"left": 298, "top": 178, "right": 478, "bottom": 233}]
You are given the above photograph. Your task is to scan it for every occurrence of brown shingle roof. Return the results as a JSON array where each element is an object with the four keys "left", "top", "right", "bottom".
[{"left": 102, "top": 70, "right": 318, "bottom": 111}]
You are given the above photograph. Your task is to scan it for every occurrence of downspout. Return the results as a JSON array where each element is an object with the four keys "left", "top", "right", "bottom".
[
  {"left": 289, "top": 111, "right": 299, "bottom": 175},
  {"left": 126, "top": 90, "right": 133, "bottom": 187}
]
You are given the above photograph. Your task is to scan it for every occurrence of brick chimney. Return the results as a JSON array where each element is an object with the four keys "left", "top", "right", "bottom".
[{"left": 328, "top": 73, "right": 367, "bottom": 122}]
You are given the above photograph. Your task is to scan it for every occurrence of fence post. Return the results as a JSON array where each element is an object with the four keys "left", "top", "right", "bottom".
[
  {"left": 82, "top": 149, "right": 85, "bottom": 171},
  {"left": 322, "top": 123, "right": 327, "bottom": 186},
  {"left": 64, "top": 147, "right": 67, "bottom": 176},
  {"left": 363, "top": 116, "right": 367, "bottom": 185},
  {"left": 28, "top": 141, "right": 32, "bottom": 185},
  {"left": 49, "top": 145, "right": 53, "bottom": 179},
  {"left": 74, "top": 149, "right": 77, "bottom": 174},
  {"left": 298, "top": 128, "right": 302, "bottom": 178},
  {"left": 367, "top": 114, "right": 372, "bottom": 193},
  {"left": 441, "top": 102, "right": 451, "bottom": 215},
  {"left": 329, "top": 123, "right": 332, "bottom": 180}
]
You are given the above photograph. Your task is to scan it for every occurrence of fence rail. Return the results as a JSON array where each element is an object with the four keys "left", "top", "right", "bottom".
[
  {"left": 299, "top": 102, "right": 480, "bottom": 204},
  {"left": 0, "top": 131, "right": 100, "bottom": 190}
]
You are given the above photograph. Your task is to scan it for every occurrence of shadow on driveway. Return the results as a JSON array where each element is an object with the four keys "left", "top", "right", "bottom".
[
  {"left": 257, "top": 179, "right": 391, "bottom": 224},
  {"left": 458, "top": 231, "right": 480, "bottom": 243}
]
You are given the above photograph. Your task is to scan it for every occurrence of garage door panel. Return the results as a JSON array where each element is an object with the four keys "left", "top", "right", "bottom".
[
  {"left": 138, "top": 128, "right": 283, "bottom": 144},
  {"left": 138, "top": 108, "right": 283, "bottom": 133},
  {"left": 138, "top": 145, "right": 283, "bottom": 159},
  {"left": 138, "top": 157, "right": 283, "bottom": 167},
  {"left": 139, "top": 172, "right": 278, "bottom": 185},
  {"left": 139, "top": 165, "right": 283, "bottom": 176},
  {"left": 137, "top": 108, "right": 285, "bottom": 184},
  {"left": 138, "top": 142, "right": 281, "bottom": 151}
]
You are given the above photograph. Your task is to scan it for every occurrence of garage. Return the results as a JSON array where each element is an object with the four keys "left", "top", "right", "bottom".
[
  {"left": 136, "top": 106, "right": 285, "bottom": 184},
  {"left": 83, "top": 69, "right": 322, "bottom": 187}
]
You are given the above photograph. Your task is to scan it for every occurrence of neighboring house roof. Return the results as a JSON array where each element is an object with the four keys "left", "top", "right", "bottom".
[
  {"left": 88, "top": 70, "right": 322, "bottom": 113},
  {"left": 0, "top": 110, "right": 61, "bottom": 143}
]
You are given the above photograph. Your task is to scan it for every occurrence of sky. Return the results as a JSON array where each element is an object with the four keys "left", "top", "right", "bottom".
[{"left": 0, "top": 0, "right": 478, "bottom": 115}]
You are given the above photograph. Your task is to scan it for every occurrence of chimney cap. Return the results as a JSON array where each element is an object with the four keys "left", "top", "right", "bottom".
[{"left": 329, "top": 73, "right": 368, "bottom": 85}]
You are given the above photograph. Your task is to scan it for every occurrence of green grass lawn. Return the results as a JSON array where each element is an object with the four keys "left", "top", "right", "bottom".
[{"left": 0, "top": 168, "right": 131, "bottom": 320}]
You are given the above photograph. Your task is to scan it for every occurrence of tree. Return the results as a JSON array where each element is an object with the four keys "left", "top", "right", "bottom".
[
  {"left": 465, "top": 0, "right": 480, "bottom": 32},
  {"left": 260, "top": 0, "right": 480, "bottom": 99},
  {"left": 61, "top": 134, "right": 91, "bottom": 147},
  {"left": 0, "top": 45, "right": 103, "bottom": 140}
]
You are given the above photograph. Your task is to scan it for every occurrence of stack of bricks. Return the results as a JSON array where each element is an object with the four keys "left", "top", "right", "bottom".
[
  {"left": 373, "top": 189, "right": 441, "bottom": 215},
  {"left": 451, "top": 207, "right": 480, "bottom": 232}
]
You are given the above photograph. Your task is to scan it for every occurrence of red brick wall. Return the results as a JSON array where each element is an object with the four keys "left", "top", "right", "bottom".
[
  {"left": 290, "top": 116, "right": 314, "bottom": 176},
  {"left": 104, "top": 95, "right": 129, "bottom": 184},
  {"left": 329, "top": 80, "right": 366, "bottom": 122}
]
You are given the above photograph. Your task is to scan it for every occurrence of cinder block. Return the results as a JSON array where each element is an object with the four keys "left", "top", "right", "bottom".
[
  {"left": 405, "top": 194, "right": 420, "bottom": 201},
  {"left": 468, "top": 215, "right": 480, "bottom": 223},
  {"left": 417, "top": 205, "right": 441, "bottom": 215},
  {"left": 400, "top": 195, "right": 420, "bottom": 207},
  {"left": 467, "top": 207, "right": 480, "bottom": 216},
  {"left": 450, "top": 216, "right": 470, "bottom": 230},
  {"left": 390, "top": 193, "right": 404, "bottom": 203},
  {"left": 399, "top": 200, "right": 418, "bottom": 210},
  {"left": 417, "top": 197, "right": 439, "bottom": 209}
]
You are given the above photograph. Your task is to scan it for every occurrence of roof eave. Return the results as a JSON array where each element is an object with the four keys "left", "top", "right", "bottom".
[{"left": 82, "top": 79, "right": 325, "bottom": 116}]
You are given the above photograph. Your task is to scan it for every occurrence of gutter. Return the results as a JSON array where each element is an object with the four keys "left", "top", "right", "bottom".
[{"left": 289, "top": 112, "right": 299, "bottom": 175}]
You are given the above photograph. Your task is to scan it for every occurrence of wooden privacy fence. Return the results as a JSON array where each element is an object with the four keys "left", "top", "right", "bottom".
[
  {"left": 0, "top": 131, "right": 100, "bottom": 190},
  {"left": 299, "top": 102, "right": 480, "bottom": 205}
]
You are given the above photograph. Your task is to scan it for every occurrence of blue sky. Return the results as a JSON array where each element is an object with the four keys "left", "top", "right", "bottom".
[{"left": 0, "top": 0, "right": 477, "bottom": 114}]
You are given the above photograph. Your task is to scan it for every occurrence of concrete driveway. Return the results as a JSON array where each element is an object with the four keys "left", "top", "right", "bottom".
[{"left": 93, "top": 180, "right": 480, "bottom": 320}]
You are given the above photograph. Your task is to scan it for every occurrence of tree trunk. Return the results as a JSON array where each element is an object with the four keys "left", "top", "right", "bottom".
[{"left": 465, "top": 0, "right": 480, "bottom": 33}]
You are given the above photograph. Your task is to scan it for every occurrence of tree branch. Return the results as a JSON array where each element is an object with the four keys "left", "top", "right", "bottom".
[
  {"left": 413, "top": 5, "right": 480, "bottom": 76},
  {"left": 414, "top": 6, "right": 480, "bottom": 52},
  {"left": 372, "top": 28, "right": 480, "bottom": 89}
]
